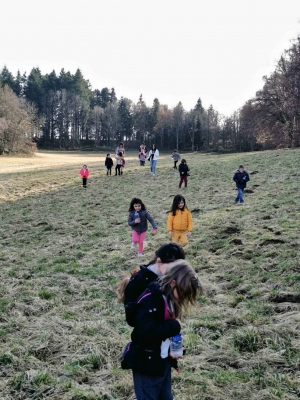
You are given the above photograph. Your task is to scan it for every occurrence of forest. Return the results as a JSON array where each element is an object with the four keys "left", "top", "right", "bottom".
[{"left": 1, "top": 36, "right": 300, "bottom": 154}]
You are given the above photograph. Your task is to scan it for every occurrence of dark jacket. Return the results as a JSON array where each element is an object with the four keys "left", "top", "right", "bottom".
[
  {"left": 178, "top": 163, "right": 190, "bottom": 176},
  {"left": 233, "top": 170, "right": 250, "bottom": 189},
  {"left": 129, "top": 282, "right": 180, "bottom": 376},
  {"left": 128, "top": 210, "right": 157, "bottom": 233},
  {"left": 124, "top": 265, "right": 158, "bottom": 327},
  {"left": 105, "top": 157, "right": 114, "bottom": 168}
]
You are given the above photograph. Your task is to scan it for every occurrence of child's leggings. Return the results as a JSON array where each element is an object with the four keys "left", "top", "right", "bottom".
[
  {"left": 179, "top": 175, "right": 187, "bottom": 188},
  {"left": 132, "top": 231, "right": 147, "bottom": 253},
  {"left": 171, "top": 230, "right": 188, "bottom": 247}
]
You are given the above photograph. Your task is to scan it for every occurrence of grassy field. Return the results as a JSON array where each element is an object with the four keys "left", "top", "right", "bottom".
[{"left": 0, "top": 149, "right": 299, "bottom": 400}]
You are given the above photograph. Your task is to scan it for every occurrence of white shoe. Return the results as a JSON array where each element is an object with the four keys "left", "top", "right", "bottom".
[
  {"left": 130, "top": 243, "right": 135, "bottom": 250},
  {"left": 138, "top": 253, "right": 143, "bottom": 257}
]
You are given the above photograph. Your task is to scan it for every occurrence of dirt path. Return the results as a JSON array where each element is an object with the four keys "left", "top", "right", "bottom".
[{"left": 0, "top": 151, "right": 140, "bottom": 174}]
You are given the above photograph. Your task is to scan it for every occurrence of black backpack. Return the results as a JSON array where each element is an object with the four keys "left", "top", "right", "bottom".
[{"left": 124, "top": 265, "right": 158, "bottom": 327}]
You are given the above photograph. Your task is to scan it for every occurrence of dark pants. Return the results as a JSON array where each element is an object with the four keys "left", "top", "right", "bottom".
[
  {"left": 107, "top": 167, "right": 112, "bottom": 175},
  {"left": 173, "top": 161, "right": 178, "bottom": 169},
  {"left": 179, "top": 175, "right": 187, "bottom": 188},
  {"left": 82, "top": 178, "right": 87, "bottom": 187},
  {"left": 133, "top": 358, "right": 173, "bottom": 400},
  {"left": 115, "top": 165, "right": 122, "bottom": 175}
]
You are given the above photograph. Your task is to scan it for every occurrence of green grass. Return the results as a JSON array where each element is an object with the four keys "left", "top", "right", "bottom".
[{"left": 0, "top": 149, "right": 300, "bottom": 399}]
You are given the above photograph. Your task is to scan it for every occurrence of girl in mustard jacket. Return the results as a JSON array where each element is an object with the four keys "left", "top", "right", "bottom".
[{"left": 167, "top": 195, "right": 193, "bottom": 247}]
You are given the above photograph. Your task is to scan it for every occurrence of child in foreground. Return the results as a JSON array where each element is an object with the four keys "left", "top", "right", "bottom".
[
  {"left": 178, "top": 158, "right": 190, "bottom": 188},
  {"left": 121, "top": 260, "right": 202, "bottom": 400},
  {"left": 114, "top": 242, "right": 186, "bottom": 327},
  {"left": 167, "top": 195, "right": 193, "bottom": 247},
  {"left": 78, "top": 165, "right": 90, "bottom": 188},
  {"left": 128, "top": 197, "right": 157, "bottom": 257}
]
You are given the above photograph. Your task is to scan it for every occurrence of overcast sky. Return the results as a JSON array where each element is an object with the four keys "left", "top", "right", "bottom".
[{"left": 1, "top": 0, "right": 300, "bottom": 115}]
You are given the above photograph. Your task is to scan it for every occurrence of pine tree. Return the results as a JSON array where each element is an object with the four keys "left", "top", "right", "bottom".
[
  {"left": 118, "top": 97, "right": 133, "bottom": 141},
  {"left": 0, "top": 66, "right": 15, "bottom": 90},
  {"left": 24, "top": 68, "right": 44, "bottom": 112}
]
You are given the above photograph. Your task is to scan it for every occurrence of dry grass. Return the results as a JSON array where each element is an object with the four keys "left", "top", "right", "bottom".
[{"left": 0, "top": 149, "right": 299, "bottom": 399}]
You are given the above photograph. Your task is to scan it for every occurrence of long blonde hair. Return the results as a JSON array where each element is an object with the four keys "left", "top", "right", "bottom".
[{"left": 160, "top": 260, "right": 202, "bottom": 319}]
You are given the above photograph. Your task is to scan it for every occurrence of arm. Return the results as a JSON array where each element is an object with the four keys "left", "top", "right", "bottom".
[
  {"left": 135, "top": 299, "right": 180, "bottom": 341},
  {"left": 167, "top": 212, "right": 174, "bottom": 232},
  {"left": 187, "top": 210, "right": 193, "bottom": 232},
  {"left": 128, "top": 212, "right": 136, "bottom": 227},
  {"left": 146, "top": 211, "right": 157, "bottom": 230}
]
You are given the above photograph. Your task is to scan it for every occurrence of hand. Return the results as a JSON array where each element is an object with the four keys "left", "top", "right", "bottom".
[
  {"left": 169, "top": 350, "right": 184, "bottom": 360},
  {"left": 168, "top": 231, "right": 172, "bottom": 237},
  {"left": 187, "top": 231, "right": 191, "bottom": 237},
  {"left": 153, "top": 229, "right": 157, "bottom": 235},
  {"left": 135, "top": 218, "right": 140, "bottom": 223}
]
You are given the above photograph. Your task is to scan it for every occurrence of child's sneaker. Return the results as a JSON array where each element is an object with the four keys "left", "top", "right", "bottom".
[
  {"left": 138, "top": 253, "right": 143, "bottom": 257},
  {"left": 130, "top": 242, "right": 135, "bottom": 250}
]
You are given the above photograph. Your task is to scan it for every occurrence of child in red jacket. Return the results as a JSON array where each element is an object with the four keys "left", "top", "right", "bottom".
[{"left": 79, "top": 165, "right": 90, "bottom": 188}]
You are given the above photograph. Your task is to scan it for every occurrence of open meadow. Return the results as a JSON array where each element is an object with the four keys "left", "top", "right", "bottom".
[{"left": 0, "top": 149, "right": 299, "bottom": 400}]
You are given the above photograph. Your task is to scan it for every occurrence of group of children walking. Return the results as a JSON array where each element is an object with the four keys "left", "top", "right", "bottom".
[{"left": 78, "top": 155, "right": 251, "bottom": 400}]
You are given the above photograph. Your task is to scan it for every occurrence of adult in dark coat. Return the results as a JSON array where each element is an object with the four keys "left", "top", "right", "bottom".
[{"left": 233, "top": 164, "right": 250, "bottom": 204}]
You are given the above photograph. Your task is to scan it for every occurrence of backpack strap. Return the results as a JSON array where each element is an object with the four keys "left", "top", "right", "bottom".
[{"left": 137, "top": 292, "right": 152, "bottom": 304}]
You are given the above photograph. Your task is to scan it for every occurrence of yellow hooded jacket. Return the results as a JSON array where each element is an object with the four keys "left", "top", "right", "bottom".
[{"left": 167, "top": 208, "right": 193, "bottom": 232}]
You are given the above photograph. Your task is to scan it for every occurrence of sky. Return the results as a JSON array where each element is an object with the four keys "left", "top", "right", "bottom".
[{"left": 1, "top": 0, "right": 300, "bottom": 116}]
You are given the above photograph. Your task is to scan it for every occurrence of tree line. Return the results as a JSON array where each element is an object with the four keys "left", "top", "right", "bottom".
[{"left": 1, "top": 35, "right": 300, "bottom": 154}]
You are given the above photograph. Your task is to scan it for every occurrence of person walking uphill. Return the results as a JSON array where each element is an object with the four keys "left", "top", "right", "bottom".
[
  {"left": 148, "top": 144, "right": 159, "bottom": 176},
  {"left": 233, "top": 164, "right": 250, "bottom": 204},
  {"left": 167, "top": 195, "right": 193, "bottom": 247},
  {"left": 178, "top": 159, "right": 190, "bottom": 188},
  {"left": 79, "top": 165, "right": 90, "bottom": 188},
  {"left": 120, "top": 261, "right": 202, "bottom": 400},
  {"left": 128, "top": 198, "right": 157, "bottom": 257}
]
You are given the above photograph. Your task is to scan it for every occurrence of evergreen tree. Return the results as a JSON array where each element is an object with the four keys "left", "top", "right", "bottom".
[
  {"left": 100, "top": 88, "right": 110, "bottom": 108},
  {"left": 134, "top": 95, "right": 149, "bottom": 143},
  {"left": 118, "top": 97, "right": 133, "bottom": 141},
  {"left": 0, "top": 66, "right": 15, "bottom": 90},
  {"left": 24, "top": 68, "right": 44, "bottom": 113},
  {"left": 43, "top": 70, "right": 58, "bottom": 92},
  {"left": 109, "top": 88, "right": 117, "bottom": 103},
  {"left": 14, "top": 70, "right": 23, "bottom": 96},
  {"left": 147, "top": 98, "right": 159, "bottom": 138},
  {"left": 59, "top": 68, "right": 73, "bottom": 91}
]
